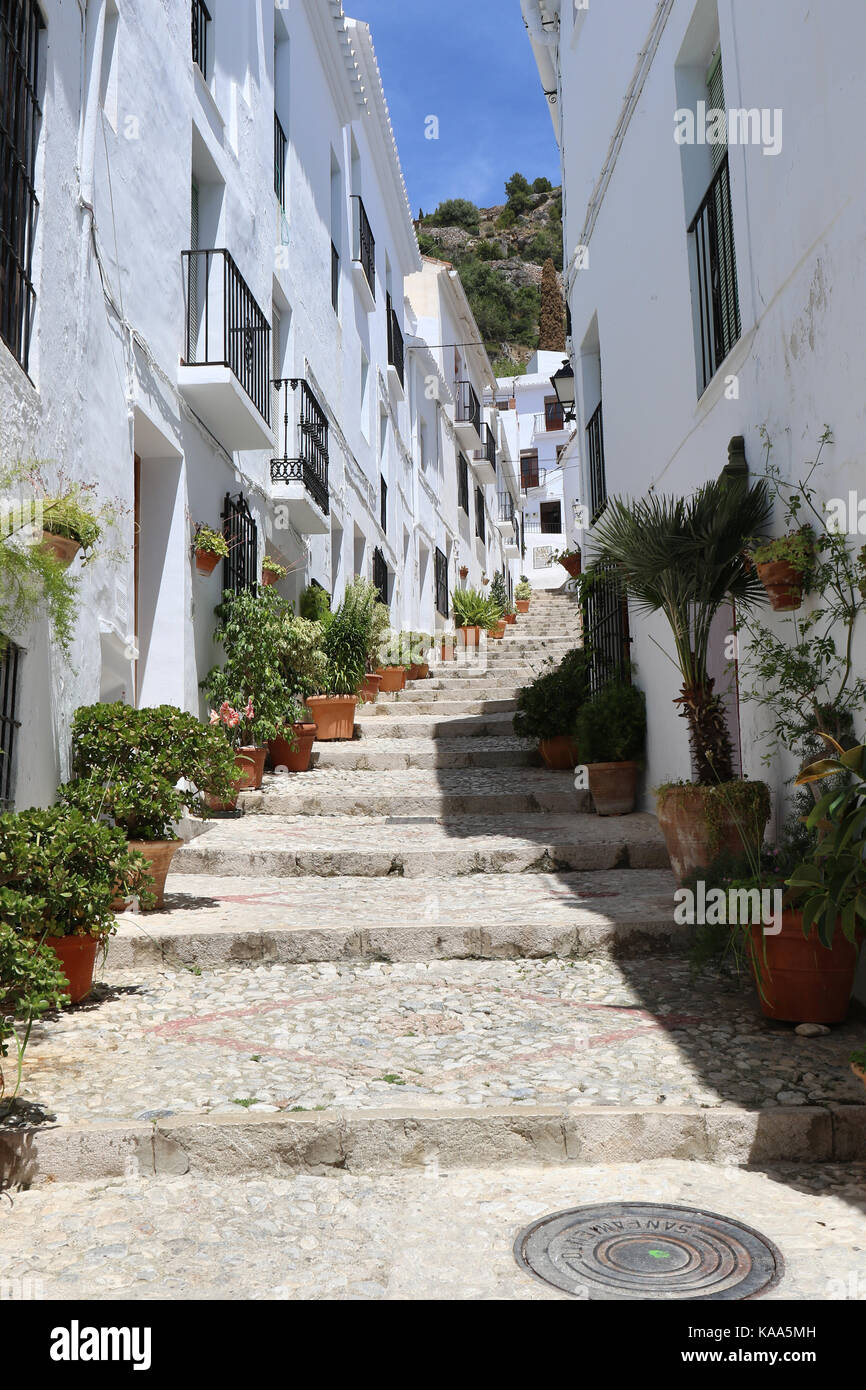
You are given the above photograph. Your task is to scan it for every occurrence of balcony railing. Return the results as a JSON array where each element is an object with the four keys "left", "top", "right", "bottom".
[
  {"left": 475, "top": 486, "right": 485, "bottom": 544},
  {"left": 458, "top": 453, "right": 469, "bottom": 514},
  {"left": 688, "top": 151, "right": 741, "bottom": 394},
  {"left": 532, "top": 403, "right": 570, "bottom": 435},
  {"left": 497, "top": 491, "right": 515, "bottom": 524},
  {"left": 192, "top": 0, "right": 210, "bottom": 76},
  {"left": 270, "top": 378, "right": 330, "bottom": 516},
  {"left": 455, "top": 380, "right": 481, "bottom": 435},
  {"left": 274, "top": 112, "right": 287, "bottom": 210},
  {"left": 351, "top": 194, "right": 375, "bottom": 298},
  {"left": 182, "top": 248, "right": 271, "bottom": 424},
  {"left": 478, "top": 422, "right": 496, "bottom": 476},
  {"left": 586, "top": 400, "right": 607, "bottom": 523},
  {"left": 386, "top": 293, "right": 404, "bottom": 386}
]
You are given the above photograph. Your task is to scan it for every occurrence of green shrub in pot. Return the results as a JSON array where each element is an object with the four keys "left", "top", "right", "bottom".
[
  {"left": 451, "top": 587, "right": 499, "bottom": 630},
  {"left": 1, "top": 924, "right": 69, "bottom": 1106},
  {"left": 574, "top": 681, "right": 646, "bottom": 815},
  {"left": 513, "top": 648, "right": 589, "bottom": 765}
]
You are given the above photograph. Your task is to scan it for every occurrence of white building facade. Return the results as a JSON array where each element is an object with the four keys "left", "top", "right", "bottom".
[
  {"left": 0, "top": 0, "right": 493, "bottom": 812},
  {"left": 523, "top": 0, "right": 866, "bottom": 823}
]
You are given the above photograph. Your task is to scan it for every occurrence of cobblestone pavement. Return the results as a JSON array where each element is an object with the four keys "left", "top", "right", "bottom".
[
  {"left": 12, "top": 958, "right": 865, "bottom": 1126},
  {"left": 1, "top": 1162, "right": 864, "bottom": 1300}
]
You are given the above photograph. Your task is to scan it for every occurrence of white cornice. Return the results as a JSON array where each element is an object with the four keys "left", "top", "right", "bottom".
[{"left": 304, "top": 0, "right": 365, "bottom": 126}]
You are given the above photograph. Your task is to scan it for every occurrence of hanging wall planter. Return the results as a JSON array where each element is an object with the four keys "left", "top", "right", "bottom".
[{"left": 40, "top": 531, "right": 81, "bottom": 568}]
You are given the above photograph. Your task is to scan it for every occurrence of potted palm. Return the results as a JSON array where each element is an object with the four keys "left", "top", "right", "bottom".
[
  {"left": 194, "top": 524, "right": 229, "bottom": 576},
  {"left": 574, "top": 681, "right": 646, "bottom": 815},
  {"left": 308, "top": 578, "right": 376, "bottom": 739},
  {"left": 452, "top": 588, "right": 498, "bottom": 646},
  {"left": 513, "top": 648, "right": 588, "bottom": 768},
  {"left": 515, "top": 577, "right": 532, "bottom": 613},
  {"left": 588, "top": 477, "right": 774, "bottom": 882}
]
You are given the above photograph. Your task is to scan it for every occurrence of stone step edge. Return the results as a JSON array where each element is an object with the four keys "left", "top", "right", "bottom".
[
  {"left": 3, "top": 1105, "right": 863, "bottom": 1187},
  {"left": 106, "top": 914, "right": 687, "bottom": 969}
]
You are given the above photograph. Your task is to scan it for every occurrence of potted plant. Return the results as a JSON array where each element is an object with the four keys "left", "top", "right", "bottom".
[
  {"left": 556, "top": 547, "right": 582, "bottom": 579},
  {"left": 589, "top": 475, "right": 774, "bottom": 882},
  {"left": 299, "top": 582, "right": 332, "bottom": 622},
  {"left": 459, "top": 565, "right": 469, "bottom": 580},
  {"left": 452, "top": 588, "right": 498, "bottom": 646},
  {"left": 513, "top": 648, "right": 588, "bottom": 768},
  {"left": 37, "top": 477, "right": 119, "bottom": 569},
  {"left": 0, "top": 807, "right": 154, "bottom": 1001},
  {"left": 275, "top": 612, "right": 330, "bottom": 768},
  {"left": 60, "top": 703, "right": 238, "bottom": 909},
  {"left": 748, "top": 527, "right": 815, "bottom": 611},
  {"left": 209, "top": 699, "right": 267, "bottom": 792},
  {"left": 1, "top": 920, "right": 69, "bottom": 1107},
  {"left": 574, "top": 680, "right": 646, "bottom": 815},
  {"left": 439, "top": 631, "right": 456, "bottom": 662},
  {"left": 308, "top": 578, "right": 375, "bottom": 739},
  {"left": 515, "top": 577, "right": 532, "bottom": 613},
  {"left": 481, "top": 573, "right": 490, "bottom": 587},
  {"left": 194, "top": 524, "right": 229, "bottom": 576},
  {"left": 488, "top": 574, "right": 508, "bottom": 639},
  {"left": 261, "top": 555, "right": 288, "bottom": 587},
  {"left": 267, "top": 695, "right": 318, "bottom": 773},
  {"left": 503, "top": 603, "right": 517, "bottom": 626},
  {"left": 407, "top": 633, "right": 433, "bottom": 680}
]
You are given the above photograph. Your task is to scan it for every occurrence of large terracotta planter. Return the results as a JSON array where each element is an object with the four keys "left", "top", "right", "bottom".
[
  {"left": 234, "top": 746, "right": 267, "bottom": 790},
  {"left": 538, "top": 736, "right": 580, "bottom": 770},
  {"left": 458, "top": 625, "right": 481, "bottom": 647},
  {"left": 360, "top": 673, "right": 382, "bottom": 703},
  {"left": 516, "top": 599, "right": 530, "bottom": 614},
  {"left": 587, "top": 761, "right": 639, "bottom": 816},
  {"left": 307, "top": 695, "right": 357, "bottom": 741},
  {"left": 40, "top": 531, "right": 80, "bottom": 567},
  {"left": 376, "top": 666, "right": 406, "bottom": 693},
  {"left": 439, "top": 638, "right": 456, "bottom": 662},
  {"left": 749, "top": 912, "right": 861, "bottom": 1024},
  {"left": 407, "top": 663, "right": 429, "bottom": 681},
  {"left": 559, "top": 554, "right": 582, "bottom": 578},
  {"left": 656, "top": 782, "right": 770, "bottom": 884},
  {"left": 268, "top": 723, "right": 317, "bottom": 773},
  {"left": 126, "top": 838, "right": 181, "bottom": 912},
  {"left": 44, "top": 935, "right": 101, "bottom": 1004},
  {"left": 195, "top": 548, "right": 222, "bottom": 576},
  {"left": 756, "top": 559, "right": 803, "bottom": 612}
]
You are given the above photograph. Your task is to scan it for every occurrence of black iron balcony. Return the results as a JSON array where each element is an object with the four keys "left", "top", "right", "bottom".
[
  {"left": 271, "top": 378, "right": 330, "bottom": 519},
  {"left": 586, "top": 400, "right": 607, "bottom": 523},
  {"left": 473, "top": 421, "right": 496, "bottom": 483},
  {"left": 192, "top": 0, "right": 210, "bottom": 76},
  {"left": 351, "top": 194, "right": 375, "bottom": 301},
  {"left": 386, "top": 293, "right": 404, "bottom": 387},
  {"left": 182, "top": 247, "right": 271, "bottom": 425},
  {"left": 497, "top": 491, "right": 515, "bottom": 524},
  {"left": 274, "top": 112, "right": 287, "bottom": 210},
  {"left": 331, "top": 241, "right": 340, "bottom": 313},
  {"left": 455, "top": 380, "right": 481, "bottom": 436}
]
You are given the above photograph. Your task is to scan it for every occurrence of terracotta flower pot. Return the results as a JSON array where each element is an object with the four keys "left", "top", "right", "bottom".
[
  {"left": 439, "top": 639, "right": 456, "bottom": 662},
  {"left": 756, "top": 559, "right": 803, "bottom": 612},
  {"left": 233, "top": 746, "right": 267, "bottom": 790},
  {"left": 656, "top": 783, "right": 770, "bottom": 885},
  {"left": 459, "top": 567, "right": 469, "bottom": 579},
  {"left": 376, "top": 666, "right": 406, "bottom": 693},
  {"left": 504, "top": 613, "right": 517, "bottom": 625},
  {"left": 268, "top": 724, "right": 317, "bottom": 773},
  {"left": 516, "top": 599, "right": 530, "bottom": 614},
  {"left": 587, "top": 761, "right": 639, "bottom": 816},
  {"left": 44, "top": 935, "right": 101, "bottom": 1004},
  {"left": 749, "top": 912, "right": 861, "bottom": 1024},
  {"left": 458, "top": 625, "right": 481, "bottom": 647},
  {"left": 40, "top": 531, "right": 80, "bottom": 567},
  {"left": 195, "top": 548, "right": 222, "bottom": 576},
  {"left": 407, "top": 663, "right": 429, "bottom": 681},
  {"left": 488, "top": 621, "right": 506, "bottom": 640},
  {"left": 559, "top": 554, "right": 582, "bottom": 578},
  {"left": 307, "top": 695, "right": 357, "bottom": 741},
  {"left": 360, "top": 673, "right": 383, "bottom": 703},
  {"left": 538, "top": 736, "right": 580, "bottom": 770},
  {"left": 126, "top": 839, "right": 182, "bottom": 912}
]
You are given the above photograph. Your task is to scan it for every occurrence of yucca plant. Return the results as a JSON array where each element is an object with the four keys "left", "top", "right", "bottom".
[
  {"left": 452, "top": 587, "right": 499, "bottom": 630},
  {"left": 588, "top": 477, "right": 772, "bottom": 784}
]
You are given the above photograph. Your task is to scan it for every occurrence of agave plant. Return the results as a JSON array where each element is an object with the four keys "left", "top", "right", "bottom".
[
  {"left": 452, "top": 587, "right": 499, "bottom": 630},
  {"left": 588, "top": 477, "right": 772, "bottom": 784}
]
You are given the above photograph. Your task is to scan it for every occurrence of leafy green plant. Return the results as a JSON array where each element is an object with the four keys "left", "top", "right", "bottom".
[
  {"left": 489, "top": 572, "right": 508, "bottom": 617},
  {"left": 203, "top": 587, "right": 294, "bottom": 745},
  {"left": 1, "top": 925, "right": 69, "bottom": 1105},
  {"left": 589, "top": 476, "right": 772, "bottom": 784},
  {"left": 299, "top": 582, "right": 332, "bottom": 623},
  {"left": 318, "top": 579, "right": 378, "bottom": 695},
  {"left": 515, "top": 579, "right": 532, "bottom": 601},
  {"left": 424, "top": 198, "right": 481, "bottom": 233},
  {"left": 513, "top": 648, "right": 589, "bottom": 741},
  {"left": 280, "top": 614, "right": 328, "bottom": 701},
  {"left": 787, "top": 738, "right": 866, "bottom": 946},
  {"left": 749, "top": 526, "right": 815, "bottom": 575},
  {"left": 452, "top": 588, "right": 499, "bottom": 630},
  {"left": 574, "top": 682, "right": 646, "bottom": 764},
  {"left": 194, "top": 525, "right": 229, "bottom": 557},
  {"left": 262, "top": 555, "right": 288, "bottom": 579}
]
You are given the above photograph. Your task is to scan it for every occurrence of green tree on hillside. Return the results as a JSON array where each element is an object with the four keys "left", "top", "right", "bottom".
[{"left": 424, "top": 198, "right": 481, "bottom": 233}]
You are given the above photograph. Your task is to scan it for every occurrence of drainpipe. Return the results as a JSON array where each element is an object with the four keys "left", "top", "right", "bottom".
[{"left": 76, "top": 0, "right": 108, "bottom": 356}]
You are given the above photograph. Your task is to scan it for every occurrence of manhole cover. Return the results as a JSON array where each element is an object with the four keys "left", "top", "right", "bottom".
[{"left": 514, "top": 1203, "right": 784, "bottom": 1300}]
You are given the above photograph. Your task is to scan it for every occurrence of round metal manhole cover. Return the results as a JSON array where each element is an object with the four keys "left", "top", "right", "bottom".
[{"left": 514, "top": 1203, "right": 784, "bottom": 1300}]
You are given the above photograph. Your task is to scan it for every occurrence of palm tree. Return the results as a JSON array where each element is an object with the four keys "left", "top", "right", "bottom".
[{"left": 588, "top": 477, "right": 772, "bottom": 784}]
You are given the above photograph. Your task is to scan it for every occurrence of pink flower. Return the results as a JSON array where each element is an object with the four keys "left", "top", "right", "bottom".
[
  {"left": 226, "top": 710, "right": 240, "bottom": 728},
  {"left": 243, "top": 698, "right": 255, "bottom": 722},
  {"left": 209, "top": 710, "right": 220, "bottom": 725}
]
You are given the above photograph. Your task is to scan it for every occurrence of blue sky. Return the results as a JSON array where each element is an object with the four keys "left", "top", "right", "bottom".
[{"left": 347, "top": 0, "right": 560, "bottom": 215}]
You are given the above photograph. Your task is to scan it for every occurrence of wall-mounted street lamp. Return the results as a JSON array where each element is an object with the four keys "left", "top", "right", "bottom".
[{"left": 549, "top": 358, "right": 576, "bottom": 422}]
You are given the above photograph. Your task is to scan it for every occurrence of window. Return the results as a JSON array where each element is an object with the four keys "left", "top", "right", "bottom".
[
  {"left": 373, "top": 546, "right": 389, "bottom": 605},
  {"left": 380, "top": 476, "right": 387, "bottom": 534},
  {"left": 274, "top": 113, "right": 287, "bottom": 210},
  {"left": 582, "top": 559, "right": 631, "bottom": 695},
  {"left": 520, "top": 451, "right": 540, "bottom": 491},
  {"left": 330, "top": 152, "right": 341, "bottom": 313},
  {"left": 0, "top": 638, "right": 22, "bottom": 810},
  {"left": 458, "top": 453, "right": 469, "bottom": 513},
  {"left": 434, "top": 547, "right": 449, "bottom": 617},
  {"left": 688, "top": 48, "right": 741, "bottom": 393},
  {"left": 586, "top": 400, "right": 606, "bottom": 523},
  {"left": 221, "top": 492, "right": 258, "bottom": 595},
  {"left": 544, "top": 396, "right": 565, "bottom": 431},
  {"left": 360, "top": 349, "right": 370, "bottom": 440},
  {"left": 191, "top": 0, "right": 211, "bottom": 77},
  {"left": 475, "top": 486, "right": 485, "bottom": 544},
  {"left": 539, "top": 500, "right": 562, "bottom": 534},
  {"left": 0, "top": 0, "right": 43, "bottom": 372}
]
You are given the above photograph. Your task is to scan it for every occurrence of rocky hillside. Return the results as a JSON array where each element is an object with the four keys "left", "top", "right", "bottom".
[{"left": 415, "top": 176, "right": 564, "bottom": 376}]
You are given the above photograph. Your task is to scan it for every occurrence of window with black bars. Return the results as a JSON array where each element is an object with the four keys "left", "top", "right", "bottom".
[
  {"left": 0, "top": 0, "right": 43, "bottom": 373},
  {"left": 192, "top": 0, "right": 210, "bottom": 76},
  {"left": 475, "top": 486, "right": 485, "bottom": 544},
  {"left": 457, "top": 453, "right": 469, "bottom": 513},
  {"left": 582, "top": 562, "right": 632, "bottom": 696},
  {"left": 380, "top": 476, "right": 387, "bottom": 535},
  {"left": 434, "top": 546, "right": 448, "bottom": 617},
  {"left": 372, "top": 546, "right": 388, "bottom": 605},
  {"left": 539, "top": 501, "right": 562, "bottom": 534},
  {"left": 0, "top": 638, "right": 21, "bottom": 810},
  {"left": 221, "top": 492, "right": 258, "bottom": 596},
  {"left": 586, "top": 400, "right": 606, "bottom": 523}
]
